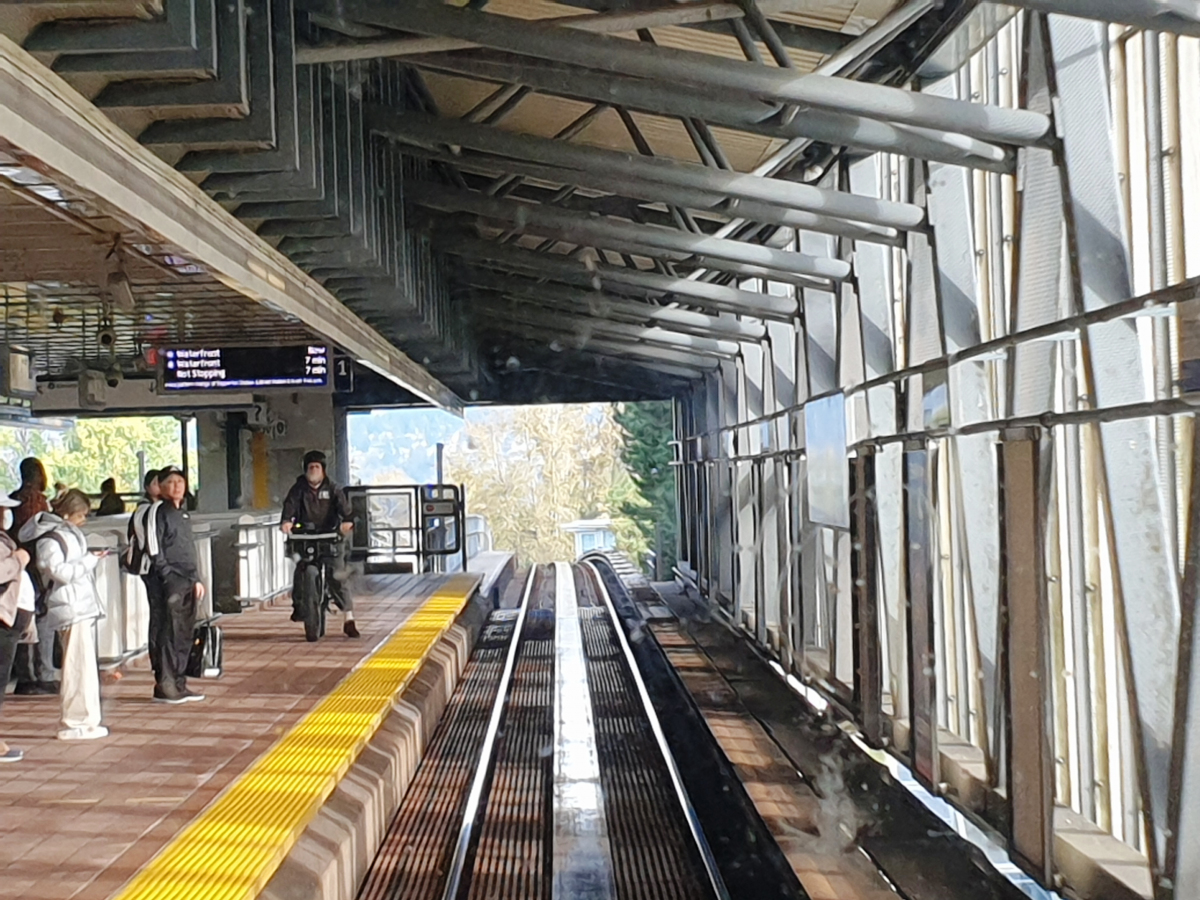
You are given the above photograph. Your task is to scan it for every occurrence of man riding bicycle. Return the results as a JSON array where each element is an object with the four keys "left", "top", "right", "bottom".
[{"left": 280, "top": 450, "right": 358, "bottom": 638}]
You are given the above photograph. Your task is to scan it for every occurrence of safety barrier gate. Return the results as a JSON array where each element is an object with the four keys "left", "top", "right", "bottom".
[{"left": 345, "top": 484, "right": 466, "bottom": 573}]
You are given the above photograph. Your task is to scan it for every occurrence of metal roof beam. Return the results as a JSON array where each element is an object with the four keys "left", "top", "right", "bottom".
[
  {"left": 351, "top": 1, "right": 1052, "bottom": 146},
  {"left": 1004, "top": 0, "right": 1200, "bottom": 36},
  {"left": 444, "top": 237, "right": 798, "bottom": 320},
  {"left": 460, "top": 270, "right": 768, "bottom": 341},
  {"left": 474, "top": 300, "right": 742, "bottom": 356},
  {"left": 296, "top": 0, "right": 748, "bottom": 63},
  {"left": 405, "top": 181, "right": 851, "bottom": 282},
  {"left": 368, "top": 107, "right": 919, "bottom": 234},
  {"left": 393, "top": 146, "right": 899, "bottom": 245},
  {"left": 489, "top": 336, "right": 705, "bottom": 382},
  {"left": 476, "top": 313, "right": 722, "bottom": 370},
  {"left": 406, "top": 54, "right": 1010, "bottom": 171}
]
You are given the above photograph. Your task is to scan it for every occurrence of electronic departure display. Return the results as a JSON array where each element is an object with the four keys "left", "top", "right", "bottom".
[{"left": 160, "top": 345, "right": 331, "bottom": 391}]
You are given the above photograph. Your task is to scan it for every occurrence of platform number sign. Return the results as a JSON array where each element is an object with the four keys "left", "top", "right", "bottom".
[{"left": 334, "top": 355, "right": 354, "bottom": 393}]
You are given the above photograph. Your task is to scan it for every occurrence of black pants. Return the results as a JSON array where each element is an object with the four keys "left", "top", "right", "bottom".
[
  {"left": 292, "top": 556, "right": 352, "bottom": 613},
  {"left": 149, "top": 579, "right": 197, "bottom": 695},
  {"left": 12, "top": 615, "right": 56, "bottom": 687},
  {"left": 0, "top": 609, "right": 34, "bottom": 716}
]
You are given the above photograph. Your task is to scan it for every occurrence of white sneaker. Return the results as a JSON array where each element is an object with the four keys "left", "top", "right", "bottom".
[{"left": 57, "top": 725, "right": 109, "bottom": 741}]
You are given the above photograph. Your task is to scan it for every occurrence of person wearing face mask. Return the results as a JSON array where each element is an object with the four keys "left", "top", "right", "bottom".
[
  {"left": 149, "top": 466, "right": 205, "bottom": 704},
  {"left": 20, "top": 490, "right": 109, "bottom": 741},
  {"left": 0, "top": 494, "right": 34, "bottom": 762}
]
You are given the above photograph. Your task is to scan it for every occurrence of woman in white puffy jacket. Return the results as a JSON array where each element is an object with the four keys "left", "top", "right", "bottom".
[{"left": 19, "top": 489, "right": 108, "bottom": 741}]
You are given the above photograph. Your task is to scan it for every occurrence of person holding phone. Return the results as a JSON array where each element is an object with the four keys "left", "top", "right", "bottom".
[{"left": 19, "top": 489, "right": 107, "bottom": 740}]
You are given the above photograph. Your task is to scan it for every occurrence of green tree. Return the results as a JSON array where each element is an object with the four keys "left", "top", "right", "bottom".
[
  {"left": 443, "top": 404, "right": 646, "bottom": 565},
  {"left": 0, "top": 417, "right": 184, "bottom": 496},
  {"left": 614, "top": 400, "right": 678, "bottom": 577}
]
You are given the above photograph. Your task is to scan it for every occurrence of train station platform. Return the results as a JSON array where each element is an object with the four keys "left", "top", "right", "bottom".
[{"left": 0, "top": 572, "right": 482, "bottom": 900}]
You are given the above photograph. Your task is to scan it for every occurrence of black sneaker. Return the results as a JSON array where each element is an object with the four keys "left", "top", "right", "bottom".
[
  {"left": 14, "top": 681, "right": 58, "bottom": 696},
  {"left": 153, "top": 687, "right": 186, "bottom": 705},
  {"left": 290, "top": 607, "right": 303, "bottom": 622},
  {"left": 177, "top": 688, "right": 206, "bottom": 703},
  {"left": 344, "top": 620, "right": 360, "bottom": 639}
]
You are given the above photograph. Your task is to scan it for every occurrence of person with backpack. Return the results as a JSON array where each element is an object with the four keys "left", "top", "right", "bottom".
[
  {"left": 149, "top": 466, "right": 205, "bottom": 704},
  {"left": 20, "top": 489, "right": 109, "bottom": 741},
  {"left": 9, "top": 456, "right": 55, "bottom": 696},
  {"left": 126, "top": 470, "right": 166, "bottom": 688},
  {"left": 0, "top": 494, "right": 34, "bottom": 762}
]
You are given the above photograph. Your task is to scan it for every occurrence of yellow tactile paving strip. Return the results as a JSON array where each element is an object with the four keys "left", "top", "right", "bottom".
[{"left": 110, "top": 573, "right": 480, "bottom": 900}]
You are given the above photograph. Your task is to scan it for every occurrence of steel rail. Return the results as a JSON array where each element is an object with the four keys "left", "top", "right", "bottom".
[
  {"left": 582, "top": 560, "right": 731, "bottom": 900},
  {"left": 440, "top": 566, "right": 537, "bottom": 900}
]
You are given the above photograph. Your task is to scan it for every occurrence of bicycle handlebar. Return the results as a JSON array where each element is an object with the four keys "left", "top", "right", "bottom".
[{"left": 286, "top": 533, "right": 342, "bottom": 541}]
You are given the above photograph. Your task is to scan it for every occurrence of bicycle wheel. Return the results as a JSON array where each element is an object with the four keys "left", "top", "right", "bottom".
[
  {"left": 318, "top": 564, "right": 328, "bottom": 638},
  {"left": 301, "top": 563, "right": 321, "bottom": 643}
]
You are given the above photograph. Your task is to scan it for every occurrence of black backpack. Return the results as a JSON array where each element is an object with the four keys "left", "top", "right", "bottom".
[{"left": 24, "top": 531, "right": 70, "bottom": 617}]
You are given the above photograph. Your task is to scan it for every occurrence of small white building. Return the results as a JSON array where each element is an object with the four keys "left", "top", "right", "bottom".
[{"left": 560, "top": 516, "right": 617, "bottom": 558}]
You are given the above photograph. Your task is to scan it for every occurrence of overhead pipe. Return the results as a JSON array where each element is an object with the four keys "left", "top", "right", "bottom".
[
  {"left": 369, "top": 106, "right": 924, "bottom": 232},
  {"left": 490, "top": 339, "right": 703, "bottom": 385},
  {"left": 1002, "top": 0, "right": 1200, "bottom": 37},
  {"left": 489, "top": 336, "right": 707, "bottom": 382},
  {"left": 354, "top": 0, "right": 1052, "bottom": 146},
  {"left": 445, "top": 238, "right": 798, "bottom": 320},
  {"left": 409, "top": 54, "right": 1010, "bottom": 173},
  {"left": 406, "top": 182, "right": 852, "bottom": 281},
  {"left": 399, "top": 142, "right": 902, "bottom": 244},
  {"left": 477, "top": 313, "right": 723, "bottom": 370},
  {"left": 461, "top": 270, "right": 769, "bottom": 340},
  {"left": 476, "top": 301, "right": 743, "bottom": 356}
]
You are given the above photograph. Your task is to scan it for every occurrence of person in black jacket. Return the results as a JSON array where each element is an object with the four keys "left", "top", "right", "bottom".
[
  {"left": 94, "top": 478, "right": 125, "bottom": 517},
  {"left": 151, "top": 466, "right": 205, "bottom": 704},
  {"left": 280, "top": 450, "right": 357, "bottom": 638}
]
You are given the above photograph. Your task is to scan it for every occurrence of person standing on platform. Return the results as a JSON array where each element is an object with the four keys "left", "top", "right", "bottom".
[
  {"left": 94, "top": 478, "right": 125, "bottom": 517},
  {"left": 20, "top": 490, "right": 109, "bottom": 741},
  {"left": 0, "top": 495, "right": 34, "bottom": 762},
  {"left": 149, "top": 466, "right": 205, "bottom": 704},
  {"left": 9, "top": 457, "right": 55, "bottom": 696},
  {"left": 125, "top": 470, "right": 164, "bottom": 687},
  {"left": 280, "top": 450, "right": 358, "bottom": 638}
]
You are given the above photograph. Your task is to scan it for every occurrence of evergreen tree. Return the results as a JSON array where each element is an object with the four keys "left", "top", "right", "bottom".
[{"left": 614, "top": 401, "right": 678, "bottom": 577}]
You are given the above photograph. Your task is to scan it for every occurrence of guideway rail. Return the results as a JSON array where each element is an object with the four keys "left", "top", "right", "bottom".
[{"left": 359, "top": 562, "right": 743, "bottom": 900}]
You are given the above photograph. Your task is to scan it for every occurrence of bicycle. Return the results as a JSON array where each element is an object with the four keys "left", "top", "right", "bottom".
[{"left": 287, "top": 531, "right": 342, "bottom": 642}]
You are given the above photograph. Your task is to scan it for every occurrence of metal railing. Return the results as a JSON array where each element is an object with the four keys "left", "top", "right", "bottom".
[{"left": 345, "top": 484, "right": 467, "bottom": 573}]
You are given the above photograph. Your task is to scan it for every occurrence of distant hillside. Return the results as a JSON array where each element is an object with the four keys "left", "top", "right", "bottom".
[{"left": 347, "top": 408, "right": 464, "bottom": 486}]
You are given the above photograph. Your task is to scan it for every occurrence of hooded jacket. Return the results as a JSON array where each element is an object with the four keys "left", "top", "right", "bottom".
[
  {"left": 18, "top": 512, "right": 102, "bottom": 631},
  {"left": 0, "top": 531, "right": 26, "bottom": 628}
]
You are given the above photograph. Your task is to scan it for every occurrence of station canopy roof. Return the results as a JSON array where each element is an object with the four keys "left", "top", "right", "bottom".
[{"left": 0, "top": 0, "right": 994, "bottom": 410}]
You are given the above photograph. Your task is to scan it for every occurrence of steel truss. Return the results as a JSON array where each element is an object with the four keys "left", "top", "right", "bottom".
[{"left": 673, "top": 10, "right": 1200, "bottom": 900}]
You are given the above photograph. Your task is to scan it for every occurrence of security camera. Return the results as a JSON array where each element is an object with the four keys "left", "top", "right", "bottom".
[{"left": 97, "top": 327, "right": 118, "bottom": 351}]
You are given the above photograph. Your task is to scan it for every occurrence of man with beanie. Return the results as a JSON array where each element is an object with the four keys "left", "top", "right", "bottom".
[{"left": 280, "top": 450, "right": 357, "bottom": 638}]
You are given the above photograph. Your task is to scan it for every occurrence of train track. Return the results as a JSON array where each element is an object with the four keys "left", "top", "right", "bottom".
[{"left": 358, "top": 561, "right": 731, "bottom": 900}]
